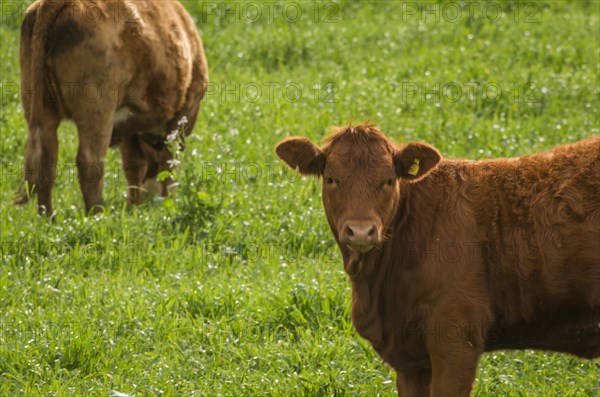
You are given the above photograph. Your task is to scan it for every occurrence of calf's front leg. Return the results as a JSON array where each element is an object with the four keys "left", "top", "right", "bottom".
[
  {"left": 396, "top": 369, "right": 431, "bottom": 397},
  {"left": 427, "top": 337, "right": 481, "bottom": 396}
]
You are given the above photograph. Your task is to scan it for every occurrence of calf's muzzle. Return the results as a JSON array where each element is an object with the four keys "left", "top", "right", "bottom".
[{"left": 340, "top": 220, "right": 379, "bottom": 253}]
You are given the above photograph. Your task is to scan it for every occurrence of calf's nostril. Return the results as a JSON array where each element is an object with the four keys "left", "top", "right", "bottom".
[{"left": 343, "top": 224, "right": 377, "bottom": 242}]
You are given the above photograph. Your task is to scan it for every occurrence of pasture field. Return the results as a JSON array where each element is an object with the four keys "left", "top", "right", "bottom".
[{"left": 1, "top": 0, "right": 599, "bottom": 395}]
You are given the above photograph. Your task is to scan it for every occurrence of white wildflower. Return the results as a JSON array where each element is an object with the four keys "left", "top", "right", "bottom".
[
  {"left": 177, "top": 116, "right": 188, "bottom": 127},
  {"left": 166, "top": 130, "right": 178, "bottom": 141},
  {"left": 167, "top": 159, "right": 181, "bottom": 167}
]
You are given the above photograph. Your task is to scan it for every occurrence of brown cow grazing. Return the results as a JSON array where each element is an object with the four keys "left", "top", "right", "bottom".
[
  {"left": 276, "top": 122, "right": 600, "bottom": 396},
  {"left": 17, "top": 0, "right": 208, "bottom": 214}
]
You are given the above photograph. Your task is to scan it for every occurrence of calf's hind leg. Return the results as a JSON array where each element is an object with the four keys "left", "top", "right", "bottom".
[
  {"left": 74, "top": 117, "right": 113, "bottom": 214},
  {"left": 20, "top": 115, "right": 60, "bottom": 215},
  {"left": 120, "top": 136, "right": 148, "bottom": 205},
  {"left": 139, "top": 140, "right": 175, "bottom": 198}
]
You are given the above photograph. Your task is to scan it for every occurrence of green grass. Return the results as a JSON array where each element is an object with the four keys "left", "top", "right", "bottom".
[{"left": 1, "top": 0, "right": 599, "bottom": 395}]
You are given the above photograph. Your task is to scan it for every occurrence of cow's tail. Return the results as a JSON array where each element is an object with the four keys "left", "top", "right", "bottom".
[{"left": 15, "top": 0, "right": 66, "bottom": 205}]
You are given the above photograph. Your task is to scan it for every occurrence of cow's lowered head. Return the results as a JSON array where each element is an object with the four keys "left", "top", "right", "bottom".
[{"left": 276, "top": 122, "right": 441, "bottom": 254}]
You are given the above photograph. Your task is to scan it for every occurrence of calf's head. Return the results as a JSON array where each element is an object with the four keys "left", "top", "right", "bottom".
[{"left": 276, "top": 123, "right": 441, "bottom": 253}]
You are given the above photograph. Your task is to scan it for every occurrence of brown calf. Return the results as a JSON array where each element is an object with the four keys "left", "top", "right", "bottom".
[
  {"left": 276, "top": 123, "right": 600, "bottom": 396},
  {"left": 17, "top": 0, "right": 208, "bottom": 214}
]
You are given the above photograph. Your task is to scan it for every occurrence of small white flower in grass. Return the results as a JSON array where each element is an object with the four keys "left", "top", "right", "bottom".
[
  {"left": 110, "top": 392, "right": 133, "bottom": 397},
  {"left": 166, "top": 130, "right": 178, "bottom": 141},
  {"left": 177, "top": 116, "right": 188, "bottom": 127}
]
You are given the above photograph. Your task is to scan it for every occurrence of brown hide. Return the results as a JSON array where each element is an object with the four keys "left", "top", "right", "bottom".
[
  {"left": 18, "top": 0, "right": 208, "bottom": 214},
  {"left": 276, "top": 123, "right": 600, "bottom": 396}
]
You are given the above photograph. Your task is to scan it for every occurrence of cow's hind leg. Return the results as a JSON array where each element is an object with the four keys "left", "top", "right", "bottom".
[
  {"left": 120, "top": 136, "right": 148, "bottom": 205},
  {"left": 19, "top": 116, "right": 60, "bottom": 215},
  {"left": 74, "top": 118, "right": 112, "bottom": 214}
]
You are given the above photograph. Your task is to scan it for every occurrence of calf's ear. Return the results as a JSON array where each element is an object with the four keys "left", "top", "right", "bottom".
[
  {"left": 276, "top": 137, "right": 325, "bottom": 176},
  {"left": 394, "top": 142, "right": 441, "bottom": 181}
]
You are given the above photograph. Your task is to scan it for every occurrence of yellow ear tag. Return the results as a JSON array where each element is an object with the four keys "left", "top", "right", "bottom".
[{"left": 408, "top": 158, "right": 420, "bottom": 176}]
